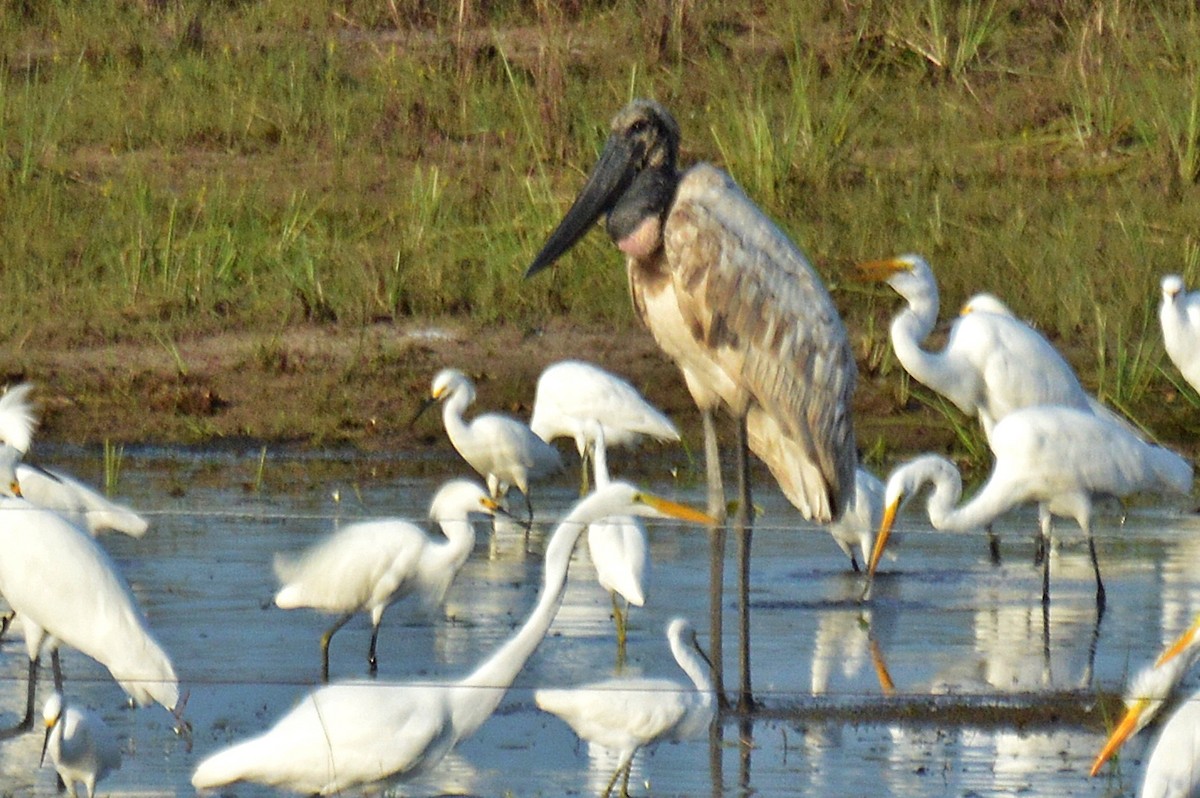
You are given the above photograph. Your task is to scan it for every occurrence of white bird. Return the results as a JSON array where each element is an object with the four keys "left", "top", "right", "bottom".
[
  {"left": 419, "top": 368, "right": 562, "bottom": 520},
  {"left": 535, "top": 616, "right": 716, "bottom": 798},
  {"left": 273, "top": 479, "right": 499, "bottom": 681},
  {"left": 41, "top": 693, "right": 122, "bottom": 798},
  {"left": 191, "top": 482, "right": 713, "bottom": 795},
  {"left": 1091, "top": 612, "right": 1200, "bottom": 796},
  {"left": 0, "top": 384, "right": 148, "bottom": 537},
  {"left": 530, "top": 359, "right": 679, "bottom": 493},
  {"left": 584, "top": 421, "right": 649, "bottom": 658},
  {"left": 867, "top": 405, "right": 1193, "bottom": 613},
  {"left": 526, "top": 99, "right": 858, "bottom": 710},
  {"left": 857, "top": 255, "right": 1098, "bottom": 442},
  {"left": 827, "top": 468, "right": 885, "bottom": 573},
  {"left": 1160, "top": 274, "right": 1200, "bottom": 394},
  {"left": 0, "top": 443, "right": 180, "bottom": 733},
  {"left": 17, "top": 464, "right": 149, "bottom": 538}
]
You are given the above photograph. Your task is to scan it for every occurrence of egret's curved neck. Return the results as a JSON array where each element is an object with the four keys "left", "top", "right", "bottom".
[
  {"left": 918, "top": 458, "right": 1015, "bottom": 533},
  {"left": 423, "top": 515, "right": 477, "bottom": 575},
  {"left": 451, "top": 502, "right": 596, "bottom": 735},
  {"left": 889, "top": 287, "right": 942, "bottom": 376},
  {"left": 671, "top": 632, "right": 714, "bottom": 698},
  {"left": 592, "top": 426, "right": 611, "bottom": 489},
  {"left": 440, "top": 389, "right": 472, "bottom": 448}
]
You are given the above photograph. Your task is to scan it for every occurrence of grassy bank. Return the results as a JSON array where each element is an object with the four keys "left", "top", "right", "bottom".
[{"left": 3, "top": 1, "right": 1200, "bottom": 459}]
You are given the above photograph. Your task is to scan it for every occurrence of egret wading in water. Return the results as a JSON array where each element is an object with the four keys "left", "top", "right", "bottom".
[
  {"left": 0, "top": 385, "right": 179, "bottom": 733},
  {"left": 827, "top": 468, "right": 885, "bottom": 573},
  {"left": 535, "top": 617, "right": 716, "bottom": 797},
  {"left": 530, "top": 359, "right": 680, "bottom": 494},
  {"left": 191, "top": 482, "right": 713, "bottom": 795},
  {"left": 1160, "top": 274, "right": 1200, "bottom": 395},
  {"left": 1091, "top": 612, "right": 1200, "bottom": 796},
  {"left": 0, "top": 443, "right": 181, "bottom": 734},
  {"left": 583, "top": 421, "right": 649, "bottom": 663},
  {"left": 41, "top": 693, "right": 122, "bottom": 798},
  {"left": 525, "top": 99, "right": 858, "bottom": 710},
  {"left": 273, "top": 479, "right": 500, "bottom": 682},
  {"left": 867, "top": 405, "right": 1193, "bottom": 614},
  {"left": 416, "top": 368, "right": 562, "bottom": 522}
]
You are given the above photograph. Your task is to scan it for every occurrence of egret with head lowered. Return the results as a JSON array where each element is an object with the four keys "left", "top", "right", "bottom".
[
  {"left": 530, "top": 359, "right": 679, "bottom": 494},
  {"left": 867, "top": 405, "right": 1193, "bottom": 614},
  {"left": 525, "top": 98, "right": 858, "bottom": 710},
  {"left": 192, "top": 482, "right": 713, "bottom": 795}
]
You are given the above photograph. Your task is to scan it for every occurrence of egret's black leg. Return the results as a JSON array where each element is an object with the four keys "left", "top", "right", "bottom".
[{"left": 320, "top": 612, "right": 354, "bottom": 683}]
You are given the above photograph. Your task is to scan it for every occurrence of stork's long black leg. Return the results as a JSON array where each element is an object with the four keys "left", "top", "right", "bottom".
[
  {"left": 734, "top": 413, "right": 755, "bottom": 714},
  {"left": 701, "top": 407, "right": 728, "bottom": 710}
]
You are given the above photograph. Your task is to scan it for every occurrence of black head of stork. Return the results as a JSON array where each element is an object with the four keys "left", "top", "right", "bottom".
[{"left": 526, "top": 99, "right": 681, "bottom": 277}]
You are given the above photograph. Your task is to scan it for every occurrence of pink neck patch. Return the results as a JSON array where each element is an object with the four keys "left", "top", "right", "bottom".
[{"left": 617, "top": 216, "right": 662, "bottom": 259}]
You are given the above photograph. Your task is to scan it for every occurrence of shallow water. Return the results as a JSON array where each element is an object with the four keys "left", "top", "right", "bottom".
[{"left": 2, "top": 445, "right": 1195, "bottom": 797}]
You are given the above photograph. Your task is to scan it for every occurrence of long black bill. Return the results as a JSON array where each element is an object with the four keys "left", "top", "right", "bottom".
[
  {"left": 39, "top": 723, "right": 52, "bottom": 766},
  {"left": 409, "top": 396, "right": 438, "bottom": 428},
  {"left": 525, "top": 134, "right": 640, "bottom": 278}
]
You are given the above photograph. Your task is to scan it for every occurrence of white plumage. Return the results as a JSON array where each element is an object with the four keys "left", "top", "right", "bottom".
[
  {"left": 584, "top": 422, "right": 649, "bottom": 655},
  {"left": 826, "top": 468, "right": 885, "bottom": 573},
  {"left": 535, "top": 617, "right": 715, "bottom": 797},
  {"left": 0, "top": 387, "right": 177, "bottom": 729},
  {"left": 870, "top": 405, "right": 1193, "bottom": 611},
  {"left": 192, "top": 483, "right": 712, "bottom": 795},
  {"left": 860, "top": 254, "right": 1096, "bottom": 442},
  {"left": 273, "top": 479, "right": 497, "bottom": 681},
  {"left": 426, "top": 368, "right": 562, "bottom": 518},
  {"left": 1160, "top": 274, "right": 1200, "bottom": 394},
  {"left": 530, "top": 359, "right": 678, "bottom": 491},
  {"left": 41, "top": 693, "right": 122, "bottom": 798},
  {"left": 17, "top": 464, "right": 148, "bottom": 538},
  {"left": 1092, "top": 612, "right": 1200, "bottom": 796}
]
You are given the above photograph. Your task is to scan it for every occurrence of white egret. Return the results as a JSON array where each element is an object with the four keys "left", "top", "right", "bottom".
[
  {"left": 526, "top": 98, "right": 858, "bottom": 710},
  {"left": 0, "top": 444, "right": 180, "bottom": 733},
  {"left": 827, "top": 467, "right": 884, "bottom": 573},
  {"left": 0, "top": 383, "right": 148, "bottom": 537},
  {"left": 1091, "top": 613, "right": 1200, "bottom": 795},
  {"left": 867, "top": 405, "right": 1193, "bottom": 612},
  {"left": 191, "top": 483, "right": 713, "bottom": 795},
  {"left": 535, "top": 617, "right": 715, "bottom": 798},
  {"left": 530, "top": 359, "right": 679, "bottom": 493},
  {"left": 584, "top": 421, "right": 649, "bottom": 659},
  {"left": 419, "top": 368, "right": 562, "bottom": 520},
  {"left": 857, "top": 255, "right": 1097, "bottom": 442},
  {"left": 41, "top": 693, "right": 122, "bottom": 798},
  {"left": 1160, "top": 274, "right": 1200, "bottom": 394},
  {"left": 17, "top": 464, "right": 148, "bottom": 538},
  {"left": 273, "top": 479, "right": 499, "bottom": 681}
]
